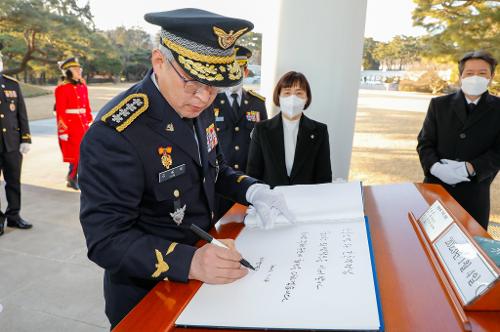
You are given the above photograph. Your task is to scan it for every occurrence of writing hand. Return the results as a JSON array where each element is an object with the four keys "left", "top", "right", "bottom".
[{"left": 188, "top": 240, "right": 248, "bottom": 284}]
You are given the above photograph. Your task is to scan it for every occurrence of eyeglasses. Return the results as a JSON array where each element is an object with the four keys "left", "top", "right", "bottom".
[{"left": 166, "top": 57, "right": 220, "bottom": 96}]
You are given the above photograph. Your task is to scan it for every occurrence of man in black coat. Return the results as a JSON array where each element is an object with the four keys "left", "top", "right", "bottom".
[
  {"left": 78, "top": 9, "right": 294, "bottom": 328},
  {"left": 213, "top": 45, "right": 268, "bottom": 219},
  {"left": 0, "top": 43, "right": 32, "bottom": 236},
  {"left": 417, "top": 51, "right": 499, "bottom": 230}
]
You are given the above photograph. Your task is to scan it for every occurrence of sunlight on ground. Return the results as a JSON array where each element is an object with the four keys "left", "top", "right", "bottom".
[{"left": 350, "top": 107, "right": 500, "bottom": 238}]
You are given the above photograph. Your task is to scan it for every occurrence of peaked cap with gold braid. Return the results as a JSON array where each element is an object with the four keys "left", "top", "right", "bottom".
[{"left": 144, "top": 8, "right": 253, "bottom": 87}]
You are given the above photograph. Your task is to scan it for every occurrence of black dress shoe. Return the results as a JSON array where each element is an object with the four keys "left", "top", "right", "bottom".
[
  {"left": 0, "top": 219, "right": 4, "bottom": 236},
  {"left": 66, "top": 177, "right": 80, "bottom": 190},
  {"left": 7, "top": 218, "right": 33, "bottom": 229}
]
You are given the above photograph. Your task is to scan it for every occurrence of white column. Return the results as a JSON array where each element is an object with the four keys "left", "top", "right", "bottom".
[{"left": 261, "top": 0, "right": 367, "bottom": 179}]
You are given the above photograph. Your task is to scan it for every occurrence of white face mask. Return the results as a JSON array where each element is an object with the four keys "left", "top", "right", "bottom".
[
  {"left": 461, "top": 75, "right": 490, "bottom": 96},
  {"left": 280, "top": 95, "right": 306, "bottom": 118}
]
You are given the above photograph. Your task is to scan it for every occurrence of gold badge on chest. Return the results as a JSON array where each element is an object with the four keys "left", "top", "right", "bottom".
[{"left": 158, "top": 146, "right": 173, "bottom": 169}]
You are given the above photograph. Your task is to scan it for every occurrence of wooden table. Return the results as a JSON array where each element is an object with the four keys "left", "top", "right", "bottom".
[{"left": 113, "top": 183, "right": 500, "bottom": 332}]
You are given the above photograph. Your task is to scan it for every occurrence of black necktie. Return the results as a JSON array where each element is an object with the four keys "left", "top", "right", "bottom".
[
  {"left": 231, "top": 93, "right": 240, "bottom": 118},
  {"left": 467, "top": 103, "right": 476, "bottom": 116}
]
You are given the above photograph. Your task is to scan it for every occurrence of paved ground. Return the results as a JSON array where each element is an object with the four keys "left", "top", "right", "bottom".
[
  {"left": 0, "top": 85, "right": 132, "bottom": 331},
  {"left": 0, "top": 87, "right": 498, "bottom": 331}
]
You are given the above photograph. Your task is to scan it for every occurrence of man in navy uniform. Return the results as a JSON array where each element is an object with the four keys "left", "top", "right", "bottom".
[
  {"left": 79, "top": 8, "right": 294, "bottom": 328},
  {"left": 0, "top": 42, "right": 32, "bottom": 236},
  {"left": 213, "top": 45, "right": 267, "bottom": 219}
]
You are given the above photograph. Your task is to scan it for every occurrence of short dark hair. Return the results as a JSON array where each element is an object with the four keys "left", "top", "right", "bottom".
[
  {"left": 458, "top": 50, "right": 497, "bottom": 75},
  {"left": 273, "top": 71, "right": 312, "bottom": 110}
]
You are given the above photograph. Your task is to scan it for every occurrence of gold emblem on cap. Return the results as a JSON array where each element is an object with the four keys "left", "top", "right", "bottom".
[{"left": 213, "top": 26, "right": 248, "bottom": 49}]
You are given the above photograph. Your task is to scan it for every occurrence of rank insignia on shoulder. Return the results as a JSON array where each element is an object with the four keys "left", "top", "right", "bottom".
[
  {"left": 166, "top": 123, "right": 174, "bottom": 132},
  {"left": 248, "top": 90, "right": 265, "bottom": 102},
  {"left": 101, "top": 93, "right": 149, "bottom": 132},
  {"left": 246, "top": 111, "right": 260, "bottom": 122},
  {"left": 206, "top": 123, "right": 218, "bottom": 153},
  {"left": 158, "top": 146, "right": 173, "bottom": 169}
]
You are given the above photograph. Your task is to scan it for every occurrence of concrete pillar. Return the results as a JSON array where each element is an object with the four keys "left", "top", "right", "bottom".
[{"left": 260, "top": 0, "right": 367, "bottom": 179}]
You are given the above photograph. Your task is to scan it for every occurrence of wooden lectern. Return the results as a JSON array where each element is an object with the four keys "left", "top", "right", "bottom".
[{"left": 113, "top": 183, "right": 500, "bottom": 332}]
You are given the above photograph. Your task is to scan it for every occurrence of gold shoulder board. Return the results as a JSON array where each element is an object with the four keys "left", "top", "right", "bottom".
[
  {"left": 247, "top": 90, "right": 266, "bottom": 102},
  {"left": 101, "top": 93, "right": 149, "bottom": 132}
]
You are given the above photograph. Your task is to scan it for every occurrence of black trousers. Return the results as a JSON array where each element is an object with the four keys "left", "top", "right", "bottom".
[{"left": 0, "top": 150, "right": 23, "bottom": 221}]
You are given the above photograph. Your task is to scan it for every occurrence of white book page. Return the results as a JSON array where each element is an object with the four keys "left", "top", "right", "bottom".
[
  {"left": 245, "top": 181, "right": 364, "bottom": 227},
  {"left": 176, "top": 221, "right": 381, "bottom": 330}
]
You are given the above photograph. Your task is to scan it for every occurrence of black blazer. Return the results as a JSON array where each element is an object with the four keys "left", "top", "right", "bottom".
[
  {"left": 0, "top": 75, "right": 31, "bottom": 152},
  {"left": 417, "top": 90, "right": 500, "bottom": 228},
  {"left": 247, "top": 113, "right": 332, "bottom": 186}
]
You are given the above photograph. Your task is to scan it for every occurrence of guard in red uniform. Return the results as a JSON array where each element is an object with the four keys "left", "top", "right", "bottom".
[{"left": 54, "top": 57, "right": 92, "bottom": 190}]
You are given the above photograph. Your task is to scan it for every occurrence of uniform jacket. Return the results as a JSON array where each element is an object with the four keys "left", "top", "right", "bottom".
[
  {"left": 54, "top": 80, "right": 92, "bottom": 163},
  {"left": 417, "top": 90, "right": 500, "bottom": 227},
  {"left": 213, "top": 89, "right": 267, "bottom": 172},
  {"left": 0, "top": 75, "right": 31, "bottom": 151},
  {"left": 247, "top": 113, "right": 332, "bottom": 187},
  {"left": 79, "top": 70, "right": 258, "bottom": 327}
]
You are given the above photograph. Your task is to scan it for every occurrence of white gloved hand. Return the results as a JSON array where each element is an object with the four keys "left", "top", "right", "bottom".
[
  {"left": 430, "top": 162, "right": 470, "bottom": 185},
  {"left": 440, "top": 159, "right": 469, "bottom": 178},
  {"left": 246, "top": 183, "right": 296, "bottom": 229},
  {"left": 59, "top": 134, "right": 69, "bottom": 141},
  {"left": 19, "top": 143, "right": 31, "bottom": 154}
]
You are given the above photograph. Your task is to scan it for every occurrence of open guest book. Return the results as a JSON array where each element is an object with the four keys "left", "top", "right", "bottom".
[{"left": 176, "top": 182, "right": 383, "bottom": 331}]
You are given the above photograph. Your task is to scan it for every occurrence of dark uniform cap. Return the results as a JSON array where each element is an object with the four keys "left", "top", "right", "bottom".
[
  {"left": 144, "top": 8, "right": 254, "bottom": 87},
  {"left": 235, "top": 45, "right": 252, "bottom": 67},
  {"left": 58, "top": 57, "right": 81, "bottom": 70}
]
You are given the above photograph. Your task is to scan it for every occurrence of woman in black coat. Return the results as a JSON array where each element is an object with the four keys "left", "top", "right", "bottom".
[{"left": 246, "top": 71, "right": 332, "bottom": 187}]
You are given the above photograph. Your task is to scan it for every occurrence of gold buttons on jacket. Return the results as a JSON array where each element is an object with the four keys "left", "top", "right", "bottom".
[
  {"left": 235, "top": 126, "right": 240, "bottom": 132},
  {"left": 234, "top": 145, "right": 240, "bottom": 151},
  {"left": 2, "top": 128, "right": 6, "bottom": 132},
  {"left": 173, "top": 189, "right": 180, "bottom": 198},
  {"left": 234, "top": 164, "right": 239, "bottom": 169},
  {"left": 459, "top": 133, "right": 466, "bottom": 139},
  {"left": 0, "top": 114, "right": 4, "bottom": 118}
]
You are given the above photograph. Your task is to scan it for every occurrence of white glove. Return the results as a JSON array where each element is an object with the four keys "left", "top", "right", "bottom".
[
  {"left": 59, "top": 134, "right": 69, "bottom": 141},
  {"left": 440, "top": 159, "right": 469, "bottom": 178},
  {"left": 430, "top": 161, "right": 470, "bottom": 185},
  {"left": 246, "top": 183, "right": 296, "bottom": 229},
  {"left": 19, "top": 143, "right": 31, "bottom": 154}
]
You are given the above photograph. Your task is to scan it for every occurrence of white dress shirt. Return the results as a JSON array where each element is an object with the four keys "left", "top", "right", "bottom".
[
  {"left": 225, "top": 88, "right": 242, "bottom": 107},
  {"left": 282, "top": 114, "right": 300, "bottom": 177}
]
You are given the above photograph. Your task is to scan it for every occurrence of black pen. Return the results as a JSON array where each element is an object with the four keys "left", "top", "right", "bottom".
[{"left": 190, "top": 224, "right": 256, "bottom": 270}]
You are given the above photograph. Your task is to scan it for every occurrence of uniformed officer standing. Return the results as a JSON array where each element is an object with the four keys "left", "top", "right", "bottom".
[
  {"left": 54, "top": 57, "right": 92, "bottom": 190},
  {"left": 213, "top": 45, "right": 268, "bottom": 219},
  {"left": 0, "top": 42, "right": 33, "bottom": 236},
  {"left": 78, "top": 8, "right": 294, "bottom": 328}
]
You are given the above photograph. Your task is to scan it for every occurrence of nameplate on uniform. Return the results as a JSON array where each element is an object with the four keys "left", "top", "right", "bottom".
[
  {"left": 159, "top": 164, "right": 186, "bottom": 183},
  {"left": 418, "top": 200, "right": 453, "bottom": 241},
  {"left": 215, "top": 116, "right": 224, "bottom": 122},
  {"left": 433, "top": 223, "right": 499, "bottom": 305}
]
